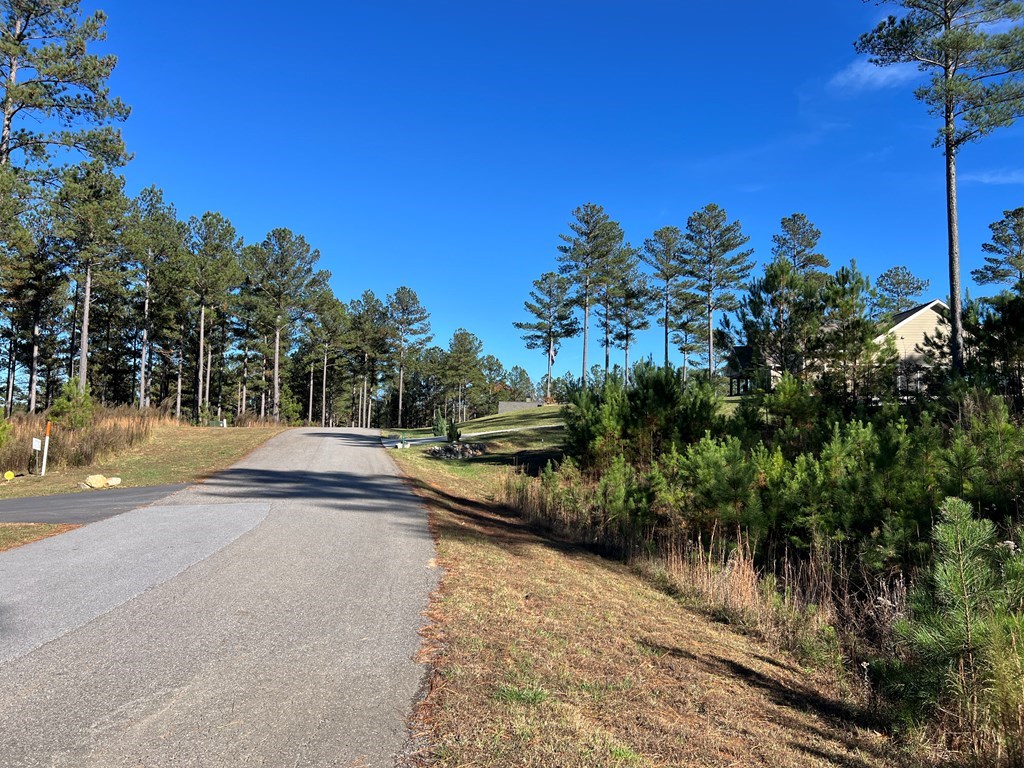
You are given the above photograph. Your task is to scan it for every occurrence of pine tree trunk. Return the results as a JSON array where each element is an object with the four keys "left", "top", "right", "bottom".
[
  {"left": 67, "top": 282, "right": 79, "bottom": 378},
  {"left": 139, "top": 268, "right": 150, "bottom": 409},
  {"left": 272, "top": 322, "right": 281, "bottom": 421},
  {"left": 321, "top": 349, "right": 328, "bottom": 427},
  {"left": 196, "top": 304, "right": 205, "bottom": 416},
  {"left": 582, "top": 280, "right": 590, "bottom": 383},
  {"left": 546, "top": 337, "right": 553, "bottom": 400},
  {"left": 175, "top": 351, "right": 182, "bottom": 422},
  {"left": 945, "top": 75, "right": 965, "bottom": 375},
  {"left": 44, "top": 365, "right": 52, "bottom": 409},
  {"left": 77, "top": 260, "right": 92, "bottom": 392},
  {"left": 28, "top": 321, "right": 39, "bottom": 412},
  {"left": 664, "top": 290, "right": 670, "bottom": 368},
  {"left": 707, "top": 299, "right": 714, "bottom": 378},
  {"left": 364, "top": 374, "right": 372, "bottom": 430},
  {"left": 0, "top": 18, "right": 21, "bottom": 166},
  {"left": 307, "top": 364, "right": 314, "bottom": 423},
  {"left": 604, "top": 303, "right": 610, "bottom": 375},
  {"left": 260, "top": 354, "right": 267, "bottom": 418},
  {"left": 360, "top": 370, "right": 367, "bottom": 428},
  {"left": 204, "top": 341, "right": 212, "bottom": 408},
  {"left": 240, "top": 346, "right": 248, "bottom": 416},
  {"left": 398, "top": 355, "right": 405, "bottom": 429},
  {"left": 5, "top": 334, "right": 15, "bottom": 417},
  {"left": 625, "top": 340, "right": 631, "bottom": 387},
  {"left": 145, "top": 342, "right": 154, "bottom": 407}
]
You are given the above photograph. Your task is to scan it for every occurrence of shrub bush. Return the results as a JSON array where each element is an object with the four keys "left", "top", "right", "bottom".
[
  {"left": 49, "top": 378, "right": 94, "bottom": 429},
  {"left": 886, "top": 497, "right": 1024, "bottom": 766},
  {"left": 432, "top": 412, "right": 447, "bottom": 437}
]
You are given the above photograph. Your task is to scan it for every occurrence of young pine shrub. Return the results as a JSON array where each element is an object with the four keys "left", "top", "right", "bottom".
[
  {"left": 431, "top": 411, "right": 447, "bottom": 437},
  {"left": 563, "top": 373, "right": 629, "bottom": 470},
  {"left": 890, "top": 497, "right": 1024, "bottom": 766},
  {"left": 49, "top": 378, "right": 95, "bottom": 429}
]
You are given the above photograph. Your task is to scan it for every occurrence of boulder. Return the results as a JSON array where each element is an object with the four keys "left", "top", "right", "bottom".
[
  {"left": 107, "top": 476, "right": 122, "bottom": 487},
  {"left": 84, "top": 474, "right": 107, "bottom": 489}
]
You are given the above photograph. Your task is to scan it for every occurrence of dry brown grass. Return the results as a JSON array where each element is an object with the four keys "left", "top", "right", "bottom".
[
  {"left": 394, "top": 444, "right": 908, "bottom": 768},
  {"left": 0, "top": 407, "right": 165, "bottom": 475},
  {"left": 0, "top": 522, "right": 80, "bottom": 552}
]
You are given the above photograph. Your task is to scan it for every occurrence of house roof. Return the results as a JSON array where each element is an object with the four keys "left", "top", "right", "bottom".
[
  {"left": 885, "top": 298, "right": 948, "bottom": 336},
  {"left": 724, "top": 345, "right": 753, "bottom": 376}
]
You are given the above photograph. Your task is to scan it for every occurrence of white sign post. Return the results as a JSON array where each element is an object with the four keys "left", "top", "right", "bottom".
[{"left": 40, "top": 422, "right": 51, "bottom": 477}]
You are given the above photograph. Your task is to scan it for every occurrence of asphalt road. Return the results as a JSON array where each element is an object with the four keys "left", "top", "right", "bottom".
[
  {"left": 0, "top": 483, "right": 189, "bottom": 524},
  {"left": 0, "top": 428, "right": 438, "bottom": 767}
]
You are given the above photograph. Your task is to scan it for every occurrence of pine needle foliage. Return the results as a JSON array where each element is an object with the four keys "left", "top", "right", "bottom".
[
  {"left": 892, "top": 497, "right": 1024, "bottom": 765},
  {"left": 49, "top": 377, "right": 94, "bottom": 429}
]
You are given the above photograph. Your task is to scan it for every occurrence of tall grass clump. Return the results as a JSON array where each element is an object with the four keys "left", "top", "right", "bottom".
[
  {"left": 0, "top": 382, "right": 166, "bottom": 473},
  {"left": 498, "top": 462, "right": 856, "bottom": 669},
  {"left": 233, "top": 412, "right": 279, "bottom": 427}
]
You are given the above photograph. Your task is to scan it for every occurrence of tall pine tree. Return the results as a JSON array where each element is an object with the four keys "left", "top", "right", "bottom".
[
  {"left": 386, "top": 286, "right": 432, "bottom": 428},
  {"left": 857, "top": 2, "right": 1024, "bottom": 374},
  {"left": 514, "top": 271, "right": 580, "bottom": 400},
  {"left": 557, "top": 203, "right": 618, "bottom": 383},
  {"left": 681, "top": 203, "right": 754, "bottom": 376}
]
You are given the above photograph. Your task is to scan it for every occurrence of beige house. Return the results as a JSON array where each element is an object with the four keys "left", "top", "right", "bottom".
[
  {"left": 876, "top": 299, "right": 947, "bottom": 365},
  {"left": 727, "top": 299, "right": 948, "bottom": 395},
  {"left": 874, "top": 298, "right": 948, "bottom": 391}
]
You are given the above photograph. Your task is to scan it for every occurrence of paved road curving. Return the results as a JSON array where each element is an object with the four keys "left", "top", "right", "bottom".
[
  {"left": 0, "top": 483, "right": 190, "bottom": 525},
  {"left": 0, "top": 428, "right": 438, "bottom": 768}
]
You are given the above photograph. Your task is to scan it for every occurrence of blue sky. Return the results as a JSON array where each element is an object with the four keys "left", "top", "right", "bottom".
[{"left": 96, "top": 1, "right": 1024, "bottom": 385}]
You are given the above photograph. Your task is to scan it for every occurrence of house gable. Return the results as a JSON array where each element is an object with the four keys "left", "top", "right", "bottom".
[{"left": 875, "top": 299, "right": 948, "bottom": 365}]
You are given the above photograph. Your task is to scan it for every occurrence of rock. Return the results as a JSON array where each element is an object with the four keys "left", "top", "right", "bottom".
[
  {"left": 427, "top": 443, "right": 486, "bottom": 460},
  {"left": 107, "top": 477, "right": 122, "bottom": 487},
  {"left": 84, "top": 474, "right": 107, "bottom": 489}
]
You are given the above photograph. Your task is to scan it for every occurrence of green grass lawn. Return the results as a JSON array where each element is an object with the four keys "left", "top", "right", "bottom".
[
  {"left": 391, "top": 406, "right": 566, "bottom": 500},
  {"left": 382, "top": 425, "right": 434, "bottom": 441},
  {"left": 460, "top": 405, "right": 564, "bottom": 433},
  {"left": 384, "top": 405, "right": 565, "bottom": 443}
]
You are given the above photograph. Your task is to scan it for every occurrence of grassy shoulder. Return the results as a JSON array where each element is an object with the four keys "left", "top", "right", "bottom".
[
  {"left": 383, "top": 405, "right": 565, "bottom": 443},
  {"left": 392, "top": 415, "right": 904, "bottom": 767},
  {"left": 0, "top": 424, "right": 285, "bottom": 500},
  {"left": 0, "top": 522, "right": 80, "bottom": 553}
]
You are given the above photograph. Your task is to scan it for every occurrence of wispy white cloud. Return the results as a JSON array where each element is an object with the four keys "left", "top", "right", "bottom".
[
  {"left": 828, "top": 60, "right": 919, "bottom": 92},
  {"left": 737, "top": 182, "right": 768, "bottom": 194},
  {"left": 961, "top": 169, "right": 1024, "bottom": 185}
]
